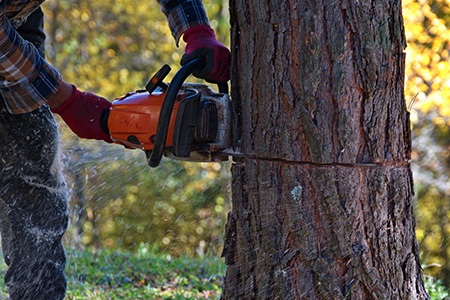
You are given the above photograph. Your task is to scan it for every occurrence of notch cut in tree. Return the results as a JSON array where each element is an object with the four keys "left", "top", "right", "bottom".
[{"left": 221, "top": 1, "right": 429, "bottom": 299}]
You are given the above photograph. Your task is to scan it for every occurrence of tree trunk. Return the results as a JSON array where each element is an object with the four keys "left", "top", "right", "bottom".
[{"left": 222, "top": 0, "right": 429, "bottom": 299}]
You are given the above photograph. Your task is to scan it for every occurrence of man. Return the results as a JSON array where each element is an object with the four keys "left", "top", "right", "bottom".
[{"left": 0, "top": 0, "right": 230, "bottom": 298}]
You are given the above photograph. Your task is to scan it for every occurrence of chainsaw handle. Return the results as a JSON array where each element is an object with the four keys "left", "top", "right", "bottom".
[
  {"left": 218, "top": 82, "right": 228, "bottom": 94},
  {"left": 148, "top": 58, "right": 230, "bottom": 167},
  {"left": 148, "top": 58, "right": 205, "bottom": 167}
]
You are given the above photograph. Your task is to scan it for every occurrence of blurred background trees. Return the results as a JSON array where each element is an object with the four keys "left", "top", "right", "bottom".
[
  {"left": 41, "top": 0, "right": 450, "bottom": 287},
  {"left": 43, "top": 0, "right": 232, "bottom": 258},
  {"left": 403, "top": 0, "right": 450, "bottom": 287}
]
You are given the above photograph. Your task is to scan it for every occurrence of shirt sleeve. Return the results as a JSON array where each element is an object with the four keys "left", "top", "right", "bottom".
[
  {"left": 157, "top": 0, "right": 211, "bottom": 45},
  {"left": 0, "top": 3, "right": 62, "bottom": 114}
]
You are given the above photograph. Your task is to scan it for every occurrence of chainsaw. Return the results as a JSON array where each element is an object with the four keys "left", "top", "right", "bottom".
[{"left": 106, "top": 58, "right": 233, "bottom": 168}]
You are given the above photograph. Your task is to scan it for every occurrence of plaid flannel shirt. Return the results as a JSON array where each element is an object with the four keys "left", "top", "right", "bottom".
[
  {"left": 1, "top": 0, "right": 210, "bottom": 114},
  {"left": 156, "top": 0, "right": 210, "bottom": 44}
]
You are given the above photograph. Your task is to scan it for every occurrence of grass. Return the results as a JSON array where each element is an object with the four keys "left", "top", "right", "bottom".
[
  {"left": 424, "top": 276, "right": 450, "bottom": 300},
  {"left": 65, "top": 246, "right": 225, "bottom": 299},
  {"left": 0, "top": 244, "right": 225, "bottom": 299},
  {"left": 0, "top": 247, "right": 449, "bottom": 299}
]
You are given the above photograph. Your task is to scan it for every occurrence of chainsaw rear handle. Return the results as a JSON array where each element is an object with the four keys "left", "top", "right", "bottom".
[
  {"left": 217, "top": 82, "right": 228, "bottom": 94},
  {"left": 148, "top": 58, "right": 228, "bottom": 167}
]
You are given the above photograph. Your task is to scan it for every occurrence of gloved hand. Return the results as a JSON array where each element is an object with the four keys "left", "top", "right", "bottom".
[
  {"left": 181, "top": 25, "right": 231, "bottom": 83},
  {"left": 51, "top": 85, "right": 113, "bottom": 143}
]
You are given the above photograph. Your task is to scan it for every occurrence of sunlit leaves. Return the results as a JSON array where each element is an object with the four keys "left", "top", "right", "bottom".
[
  {"left": 404, "top": 0, "right": 450, "bottom": 286},
  {"left": 43, "top": 0, "right": 177, "bottom": 97},
  {"left": 43, "top": 0, "right": 229, "bottom": 99},
  {"left": 403, "top": 0, "right": 450, "bottom": 121}
]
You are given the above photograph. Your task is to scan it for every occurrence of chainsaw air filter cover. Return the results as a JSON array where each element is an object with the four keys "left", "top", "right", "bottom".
[{"left": 107, "top": 88, "right": 183, "bottom": 150}]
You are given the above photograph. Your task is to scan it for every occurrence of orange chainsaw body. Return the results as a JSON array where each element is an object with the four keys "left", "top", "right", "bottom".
[
  {"left": 108, "top": 90, "right": 184, "bottom": 150},
  {"left": 105, "top": 61, "right": 232, "bottom": 167}
]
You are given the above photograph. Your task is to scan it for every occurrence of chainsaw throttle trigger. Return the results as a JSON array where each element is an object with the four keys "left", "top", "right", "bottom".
[{"left": 145, "top": 64, "right": 171, "bottom": 94}]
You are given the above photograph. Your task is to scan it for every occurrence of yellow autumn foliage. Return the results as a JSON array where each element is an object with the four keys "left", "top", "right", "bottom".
[{"left": 403, "top": 0, "right": 450, "bottom": 123}]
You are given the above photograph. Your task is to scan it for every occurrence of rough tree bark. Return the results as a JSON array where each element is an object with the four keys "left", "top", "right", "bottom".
[{"left": 221, "top": 0, "right": 429, "bottom": 299}]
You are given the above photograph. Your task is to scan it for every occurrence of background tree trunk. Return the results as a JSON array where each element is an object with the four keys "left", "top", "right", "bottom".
[{"left": 222, "top": 0, "right": 429, "bottom": 299}]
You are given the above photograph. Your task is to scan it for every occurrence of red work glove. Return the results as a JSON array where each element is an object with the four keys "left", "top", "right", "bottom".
[
  {"left": 181, "top": 25, "right": 231, "bottom": 83},
  {"left": 52, "top": 85, "right": 113, "bottom": 143}
]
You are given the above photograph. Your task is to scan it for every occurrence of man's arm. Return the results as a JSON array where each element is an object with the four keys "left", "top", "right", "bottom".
[
  {"left": 156, "top": 0, "right": 210, "bottom": 44},
  {"left": 157, "top": 0, "right": 231, "bottom": 83},
  {"left": 0, "top": 2, "right": 63, "bottom": 114},
  {"left": 0, "top": 3, "right": 112, "bottom": 142}
]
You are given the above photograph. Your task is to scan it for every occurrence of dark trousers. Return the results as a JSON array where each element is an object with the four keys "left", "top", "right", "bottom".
[{"left": 0, "top": 8, "right": 68, "bottom": 300}]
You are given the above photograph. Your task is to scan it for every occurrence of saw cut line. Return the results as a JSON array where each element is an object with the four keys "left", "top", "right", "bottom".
[{"left": 232, "top": 155, "right": 410, "bottom": 168}]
